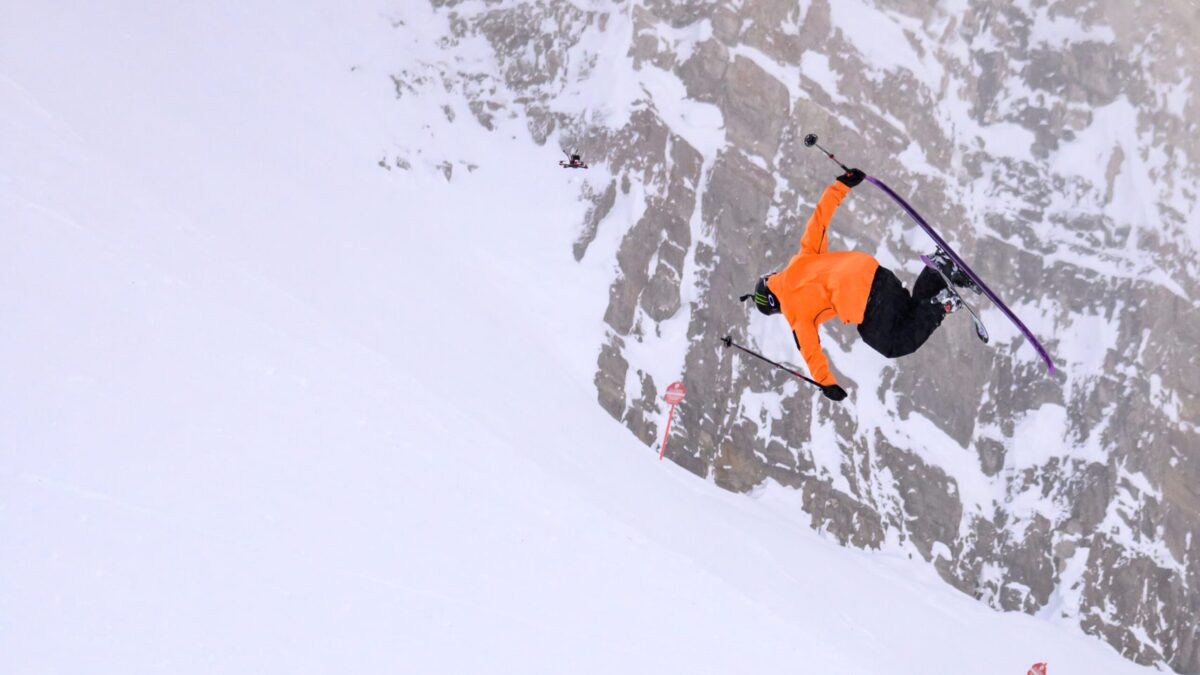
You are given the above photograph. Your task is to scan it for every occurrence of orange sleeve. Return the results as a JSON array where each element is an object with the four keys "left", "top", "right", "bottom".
[
  {"left": 799, "top": 181, "right": 851, "bottom": 255},
  {"left": 792, "top": 320, "right": 835, "bottom": 386}
]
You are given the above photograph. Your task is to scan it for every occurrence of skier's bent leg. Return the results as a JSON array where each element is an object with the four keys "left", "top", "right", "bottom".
[
  {"left": 879, "top": 302, "right": 945, "bottom": 357},
  {"left": 858, "top": 267, "right": 909, "bottom": 357},
  {"left": 912, "top": 266, "right": 947, "bottom": 303},
  {"left": 858, "top": 266, "right": 945, "bottom": 358}
]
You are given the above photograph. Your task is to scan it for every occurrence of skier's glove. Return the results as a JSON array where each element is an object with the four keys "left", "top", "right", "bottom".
[
  {"left": 821, "top": 384, "right": 848, "bottom": 402},
  {"left": 836, "top": 168, "right": 865, "bottom": 188}
]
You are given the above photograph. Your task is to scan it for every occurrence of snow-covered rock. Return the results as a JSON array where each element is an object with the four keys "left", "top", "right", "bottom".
[{"left": 404, "top": 0, "right": 1200, "bottom": 671}]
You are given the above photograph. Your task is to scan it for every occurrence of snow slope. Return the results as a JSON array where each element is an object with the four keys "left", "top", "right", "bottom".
[{"left": 0, "top": 2, "right": 1159, "bottom": 673}]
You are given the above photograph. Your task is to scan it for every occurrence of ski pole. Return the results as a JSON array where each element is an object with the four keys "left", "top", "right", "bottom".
[
  {"left": 720, "top": 336, "right": 822, "bottom": 388},
  {"left": 803, "top": 133, "right": 849, "bottom": 172}
]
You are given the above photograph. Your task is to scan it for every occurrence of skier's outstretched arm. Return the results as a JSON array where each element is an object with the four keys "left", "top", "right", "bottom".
[
  {"left": 799, "top": 169, "right": 864, "bottom": 255},
  {"left": 793, "top": 318, "right": 835, "bottom": 386}
]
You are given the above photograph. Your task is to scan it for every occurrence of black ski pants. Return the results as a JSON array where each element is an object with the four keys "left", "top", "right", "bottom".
[{"left": 857, "top": 266, "right": 947, "bottom": 358}]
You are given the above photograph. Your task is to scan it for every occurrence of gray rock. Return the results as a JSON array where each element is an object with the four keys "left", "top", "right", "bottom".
[
  {"left": 596, "top": 335, "right": 628, "bottom": 421},
  {"left": 421, "top": 0, "right": 1200, "bottom": 670},
  {"left": 722, "top": 56, "right": 790, "bottom": 160}
]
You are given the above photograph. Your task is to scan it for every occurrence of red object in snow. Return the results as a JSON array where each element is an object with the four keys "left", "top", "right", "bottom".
[
  {"left": 1027, "top": 663, "right": 1047, "bottom": 675},
  {"left": 659, "top": 382, "right": 686, "bottom": 460}
]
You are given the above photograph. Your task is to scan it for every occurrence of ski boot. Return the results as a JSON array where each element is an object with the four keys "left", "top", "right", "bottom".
[
  {"left": 928, "top": 249, "right": 981, "bottom": 295},
  {"left": 932, "top": 288, "right": 962, "bottom": 314}
]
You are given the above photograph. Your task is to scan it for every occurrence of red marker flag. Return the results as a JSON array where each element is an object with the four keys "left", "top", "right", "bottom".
[{"left": 659, "top": 381, "right": 686, "bottom": 460}]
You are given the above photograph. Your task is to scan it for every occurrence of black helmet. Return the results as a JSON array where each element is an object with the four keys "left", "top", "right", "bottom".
[{"left": 740, "top": 275, "right": 781, "bottom": 315}]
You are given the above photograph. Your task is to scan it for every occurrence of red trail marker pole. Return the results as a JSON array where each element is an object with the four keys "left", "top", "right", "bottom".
[{"left": 659, "top": 381, "right": 686, "bottom": 460}]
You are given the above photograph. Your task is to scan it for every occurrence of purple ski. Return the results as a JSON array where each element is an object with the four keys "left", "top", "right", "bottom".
[{"left": 866, "top": 175, "right": 1057, "bottom": 376}]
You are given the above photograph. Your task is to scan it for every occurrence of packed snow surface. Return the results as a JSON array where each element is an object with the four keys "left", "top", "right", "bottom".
[{"left": 0, "top": 2, "right": 1157, "bottom": 673}]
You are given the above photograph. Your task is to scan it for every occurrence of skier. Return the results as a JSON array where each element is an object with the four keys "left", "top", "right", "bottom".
[{"left": 740, "top": 168, "right": 978, "bottom": 401}]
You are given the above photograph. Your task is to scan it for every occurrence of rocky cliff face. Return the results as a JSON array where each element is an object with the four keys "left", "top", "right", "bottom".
[{"left": 404, "top": 1, "right": 1199, "bottom": 671}]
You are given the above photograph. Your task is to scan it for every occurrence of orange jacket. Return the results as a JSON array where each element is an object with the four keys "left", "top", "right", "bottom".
[{"left": 766, "top": 181, "right": 879, "bottom": 386}]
